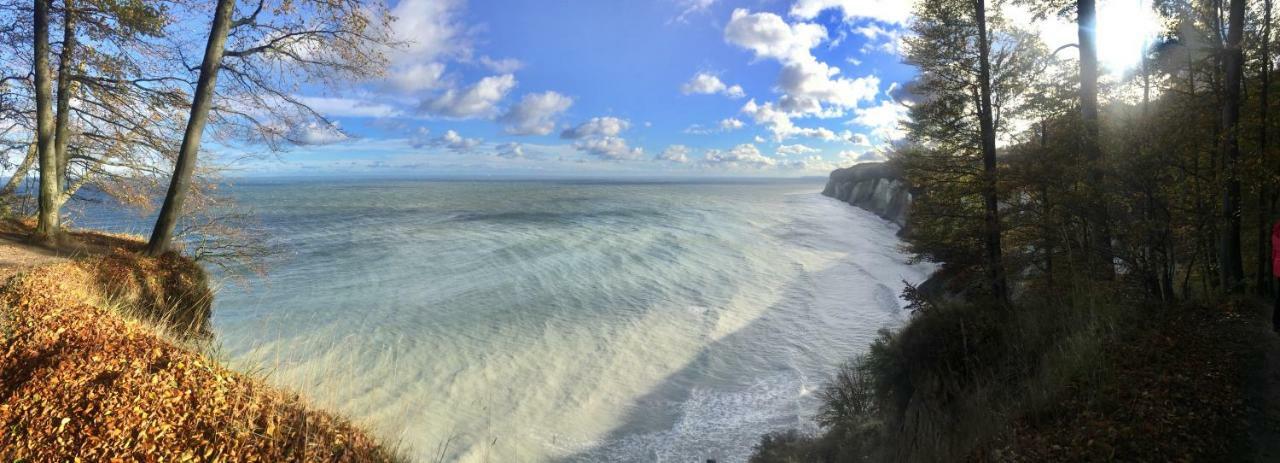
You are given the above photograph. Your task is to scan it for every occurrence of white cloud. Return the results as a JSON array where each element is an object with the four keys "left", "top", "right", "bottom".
[
  {"left": 500, "top": 91, "right": 574, "bottom": 135},
  {"left": 788, "top": 0, "right": 913, "bottom": 25},
  {"left": 291, "top": 122, "right": 349, "bottom": 145},
  {"left": 685, "top": 117, "right": 746, "bottom": 135},
  {"left": 774, "top": 58, "right": 879, "bottom": 115},
  {"left": 725, "top": 9, "right": 881, "bottom": 138},
  {"left": 420, "top": 74, "right": 517, "bottom": 118},
  {"left": 561, "top": 117, "right": 641, "bottom": 160},
  {"left": 561, "top": 117, "right": 631, "bottom": 139},
  {"left": 704, "top": 143, "right": 775, "bottom": 168},
  {"left": 725, "top": 9, "right": 827, "bottom": 63},
  {"left": 681, "top": 72, "right": 746, "bottom": 98},
  {"left": 852, "top": 99, "right": 909, "bottom": 143},
  {"left": 673, "top": 0, "right": 718, "bottom": 22},
  {"left": 575, "top": 136, "right": 644, "bottom": 160},
  {"left": 839, "top": 150, "right": 885, "bottom": 164},
  {"left": 658, "top": 145, "right": 691, "bottom": 163},
  {"left": 840, "top": 130, "right": 871, "bottom": 145},
  {"left": 386, "top": 62, "right": 448, "bottom": 93},
  {"left": 408, "top": 127, "right": 433, "bottom": 148},
  {"left": 781, "top": 154, "right": 839, "bottom": 172},
  {"left": 776, "top": 143, "right": 819, "bottom": 156},
  {"left": 479, "top": 56, "right": 524, "bottom": 73},
  {"left": 383, "top": 0, "right": 469, "bottom": 92},
  {"left": 741, "top": 99, "right": 839, "bottom": 141},
  {"left": 855, "top": 24, "right": 904, "bottom": 55},
  {"left": 431, "top": 129, "right": 482, "bottom": 152},
  {"left": 495, "top": 142, "right": 525, "bottom": 158},
  {"left": 295, "top": 95, "right": 401, "bottom": 118}
]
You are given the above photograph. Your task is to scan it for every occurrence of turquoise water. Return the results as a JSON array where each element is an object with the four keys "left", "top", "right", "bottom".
[{"left": 73, "top": 178, "right": 932, "bottom": 462}]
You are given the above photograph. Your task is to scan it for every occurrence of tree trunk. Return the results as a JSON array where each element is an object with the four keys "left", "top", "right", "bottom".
[
  {"left": 1078, "top": 0, "right": 1115, "bottom": 280},
  {"left": 1257, "top": 0, "right": 1273, "bottom": 295},
  {"left": 1220, "top": 0, "right": 1246, "bottom": 292},
  {"left": 1, "top": 143, "right": 37, "bottom": 213},
  {"left": 32, "top": 0, "right": 59, "bottom": 243},
  {"left": 975, "top": 0, "right": 1010, "bottom": 305},
  {"left": 53, "top": 0, "right": 75, "bottom": 194},
  {"left": 145, "top": 0, "right": 234, "bottom": 256}
]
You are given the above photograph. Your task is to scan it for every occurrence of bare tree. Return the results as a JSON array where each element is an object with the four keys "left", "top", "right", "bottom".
[{"left": 146, "top": 0, "right": 395, "bottom": 256}]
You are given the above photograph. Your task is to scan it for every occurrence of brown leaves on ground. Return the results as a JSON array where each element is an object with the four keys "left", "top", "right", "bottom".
[
  {"left": 974, "top": 303, "right": 1255, "bottom": 462},
  {"left": 0, "top": 253, "right": 399, "bottom": 462}
]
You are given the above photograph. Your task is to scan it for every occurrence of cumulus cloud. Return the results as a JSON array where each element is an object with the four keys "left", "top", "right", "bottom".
[
  {"left": 500, "top": 91, "right": 574, "bottom": 135},
  {"left": 853, "top": 99, "right": 909, "bottom": 143},
  {"left": 385, "top": 62, "right": 448, "bottom": 93},
  {"left": 684, "top": 117, "right": 746, "bottom": 135},
  {"left": 431, "top": 129, "right": 483, "bottom": 152},
  {"left": 574, "top": 136, "right": 644, "bottom": 160},
  {"left": 561, "top": 117, "right": 642, "bottom": 160},
  {"left": 741, "top": 99, "right": 839, "bottom": 141},
  {"left": 781, "top": 154, "right": 839, "bottom": 172},
  {"left": 720, "top": 118, "right": 745, "bottom": 130},
  {"left": 840, "top": 130, "right": 871, "bottom": 146},
  {"left": 681, "top": 72, "right": 746, "bottom": 98},
  {"left": 561, "top": 117, "right": 631, "bottom": 139},
  {"left": 295, "top": 95, "right": 401, "bottom": 118},
  {"left": 479, "top": 56, "right": 524, "bottom": 73},
  {"left": 658, "top": 145, "right": 691, "bottom": 163},
  {"left": 291, "top": 122, "right": 349, "bottom": 145},
  {"left": 776, "top": 143, "right": 819, "bottom": 156},
  {"left": 788, "top": 0, "right": 914, "bottom": 25},
  {"left": 704, "top": 143, "right": 776, "bottom": 168},
  {"left": 840, "top": 150, "right": 886, "bottom": 164},
  {"left": 724, "top": 9, "right": 826, "bottom": 63},
  {"left": 420, "top": 74, "right": 517, "bottom": 118},
  {"left": 725, "top": 9, "right": 881, "bottom": 139},
  {"left": 383, "top": 0, "right": 469, "bottom": 92}
]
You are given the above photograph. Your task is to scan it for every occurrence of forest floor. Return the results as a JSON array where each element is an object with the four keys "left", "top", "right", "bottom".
[
  {"left": 978, "top": 299, "right": 1280, "bottom": 461},
  {"left": 0, "top": 218, "right": 146, "bottom": 279}
]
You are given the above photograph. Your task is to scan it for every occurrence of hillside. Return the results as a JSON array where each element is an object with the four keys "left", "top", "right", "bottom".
[{"left": 0, "top": 221, "right": 400, "bottom": 462}]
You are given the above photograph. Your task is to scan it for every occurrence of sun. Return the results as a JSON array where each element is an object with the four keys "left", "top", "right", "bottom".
[{"left": 1095, "top": 0, "right": 1162, "bottom": 75}]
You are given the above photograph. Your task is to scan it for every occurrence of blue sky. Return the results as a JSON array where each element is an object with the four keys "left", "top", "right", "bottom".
[{"left": 244, "top": 0, "right": 920, "bottom": 177}]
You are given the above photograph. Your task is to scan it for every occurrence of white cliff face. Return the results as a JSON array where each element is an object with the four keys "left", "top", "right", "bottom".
[{"left": 821, "top": 163, "right": 911, "bottom": 230}]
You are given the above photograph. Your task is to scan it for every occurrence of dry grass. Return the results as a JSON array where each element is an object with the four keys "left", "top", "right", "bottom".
[{"left": 0, "top": 240, "right": 401, "bottom": 461}]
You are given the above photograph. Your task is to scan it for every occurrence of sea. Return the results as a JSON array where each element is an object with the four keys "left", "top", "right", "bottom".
[{"left": 69, "top": 177, "right": 933, "bottom": 462}]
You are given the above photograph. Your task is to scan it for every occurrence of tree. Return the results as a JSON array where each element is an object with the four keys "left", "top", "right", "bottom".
[
  {"left": 145, "top": 0, "right": 234, "bottom": 256},
  {"left": 31, "top": 0, "right": 56, "bottom": 242},
  {"left": 901, "top": 0, "right": 1044, "bottom": 302},
  {"left": 9, "top": 0, "right": 180, "bottom": 241},
  {"left": 975, "top": 0, "right": 1011, "bottom": 303},
  {"left": 1255, "top": 0, "right": 1272, "bottom": 294},
  {"left": 1220, "top": 0, "right": 1246, "bottom": 292},
  {"left": 1077, "top": 0, "right": 1115, "bottom": 280},
  {"left": 145, "top": 0, "right": 395, "bottom": 256}
]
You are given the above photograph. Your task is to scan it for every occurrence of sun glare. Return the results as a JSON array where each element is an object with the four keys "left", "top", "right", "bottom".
[{"left": 1096, "top": 0, "right": 1162, "bottom": 75}]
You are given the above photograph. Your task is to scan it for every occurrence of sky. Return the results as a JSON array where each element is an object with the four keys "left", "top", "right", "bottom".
[{"left": 246, "top": 0, "right": 1157, "bottom": 178}]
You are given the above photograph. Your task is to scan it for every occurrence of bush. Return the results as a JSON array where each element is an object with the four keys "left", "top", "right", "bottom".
[{"left": 790, "top": 284, "right": 1135, "bottom": 462}]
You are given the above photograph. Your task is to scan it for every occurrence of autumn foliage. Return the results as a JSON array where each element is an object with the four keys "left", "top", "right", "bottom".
[{"left": 0, "top": 251, "right": 399, "bottom": 462}]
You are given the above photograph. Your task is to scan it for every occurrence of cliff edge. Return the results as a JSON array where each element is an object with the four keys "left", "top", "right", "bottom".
[{"left": 820, "top": 162, "right": 911, "bottom": 231}]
